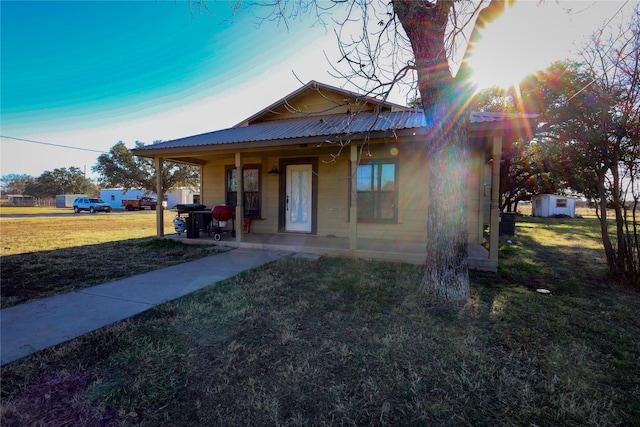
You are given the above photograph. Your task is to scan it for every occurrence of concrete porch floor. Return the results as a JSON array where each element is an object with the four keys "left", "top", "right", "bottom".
[{"left": 165, "top": 231, "right": 497, "bottom": 272}]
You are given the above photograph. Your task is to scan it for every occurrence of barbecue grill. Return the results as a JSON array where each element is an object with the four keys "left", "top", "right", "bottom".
[
  {"left": 176, "top": 203, "right": 206, "bottom": 213},
  {"left": 211, "top": 204, "right": 235, "bottom": 241},
  {"left": 175, "top": 204, "right": 209, "bottom": 238}
]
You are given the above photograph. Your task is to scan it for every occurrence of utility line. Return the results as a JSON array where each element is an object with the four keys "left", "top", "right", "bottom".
[{"left": 0, "top": 135, "right": 108, "bottom": 154}]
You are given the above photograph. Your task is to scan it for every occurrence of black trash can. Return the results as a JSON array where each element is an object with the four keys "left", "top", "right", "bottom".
[
  {"left": 186, "top": 213, "right": 199, "bottom": 239},
  {"left": 499, "top": 212, "right": 517, "bottom": 236},
  {"left": 193, "top": 212, "right": 212, "bottom": 234}
]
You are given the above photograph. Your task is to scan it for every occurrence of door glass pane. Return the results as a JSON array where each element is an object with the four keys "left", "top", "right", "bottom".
[{"left": 290, "top": 169, "right": 309, "bottom": 223}]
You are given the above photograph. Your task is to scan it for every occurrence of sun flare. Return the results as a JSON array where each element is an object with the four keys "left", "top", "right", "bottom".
[{"left": 466, "top": 3, "right": 562, "bottom": 90}]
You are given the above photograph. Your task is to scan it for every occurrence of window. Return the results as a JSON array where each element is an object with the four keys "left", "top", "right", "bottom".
[
  {"left": 356, "top": 160, "right": 397, "bottom": 222},
  {"left": 556, "top": 198, "right": 567, "bottom": 208},
  {"left": 226, "top": 165, "right": 261, "bottom": 218}
]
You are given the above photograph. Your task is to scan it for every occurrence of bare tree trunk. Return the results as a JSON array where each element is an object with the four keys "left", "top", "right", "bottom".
[
  {"left": 422, "top": 109, "right": 470, "bottom": 301},
  {"left": 394, "top": 1, "right": 469, "bottom": 301},
  {"left": 597, "top": 172, "right": 624, "bottom": 280},
  {"left": 632, "top": 198, "right": 640, "bottom": 285}
]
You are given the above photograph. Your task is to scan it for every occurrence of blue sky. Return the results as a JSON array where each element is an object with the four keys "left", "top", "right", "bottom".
[
  {"left": 0, "top": 1, "right": 634, "bottom": 179},
  {"left": 1, "top": 0, "right": 338, "bottom": 177}
]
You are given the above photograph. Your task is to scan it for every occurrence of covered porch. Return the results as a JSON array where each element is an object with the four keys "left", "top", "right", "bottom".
[
  {"left": 164, "top": 230, "right": 496, "bottom": 271},
  {"left": 133, "top": 81, "right": 537, "bottom": 274}
]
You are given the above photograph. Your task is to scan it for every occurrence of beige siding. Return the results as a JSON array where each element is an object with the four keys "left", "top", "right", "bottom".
[
  {"left": 262, "top": 91, "right": 378, "bottom": 121},
  {"left": 257, "top": 155, "right": 281, "bottom": 233},
  {"left": 199, "top": 139, "right": 483, "bottom": 246},
  {"left": 466, "top": 147, "right": 484, "bottom": 245},
  {"left": 316, "top": 159, "right": 350, "bottom": 237},
  {"left": 201, "top": 160, "right": 226, "bottom": 208}
]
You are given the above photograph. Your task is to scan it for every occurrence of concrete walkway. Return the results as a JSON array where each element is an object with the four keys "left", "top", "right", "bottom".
[{"left": 1, "top": 248, "right": 289, "bottom": 366}]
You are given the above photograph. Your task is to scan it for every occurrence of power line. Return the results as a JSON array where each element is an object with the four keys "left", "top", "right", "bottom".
[{"left": 0, "top": 135, "right": 108, "bottom": 154}]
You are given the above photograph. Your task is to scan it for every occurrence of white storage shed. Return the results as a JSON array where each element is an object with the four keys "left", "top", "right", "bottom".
[
  {"left": 532, "top": 194, "right": 577, "bottom": 218},
  {"left": 56, "top": 194, "right": 86, "bottom": 208}
]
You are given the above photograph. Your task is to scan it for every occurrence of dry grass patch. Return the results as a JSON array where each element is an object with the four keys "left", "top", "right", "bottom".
[
  {"left": 0, "top": 211, "right": 213, "bottom": 308},
  {"left": 1, "top": 211, "right": 177, "bottom": 255},
  {"left": 2, "top": 216, "right": 639, "bottom": 425}
]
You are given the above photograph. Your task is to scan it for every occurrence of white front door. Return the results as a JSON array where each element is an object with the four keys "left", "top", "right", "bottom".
[{"left": 285, "top": 164, "right": 313, "bottom": 232}]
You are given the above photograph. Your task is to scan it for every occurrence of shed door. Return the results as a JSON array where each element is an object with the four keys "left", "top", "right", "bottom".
[{"left": 285, "top": 164, "right": 313, "bottom": 232}]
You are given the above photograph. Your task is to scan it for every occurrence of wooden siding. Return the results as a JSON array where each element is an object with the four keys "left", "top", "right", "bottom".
[
  {"left": 316, "top": 159, "right": 350, "bottom": 237},
  {"left": 201, "top": 159, "right": 226, "bottom": 208},
  {"left": 259, "top": 91, "right": 378, "bottom": 122},
  {"left": 466, "top": 147, "right": 484, "bottom": 245},
  {"left": 198, "top": 139, "right": 484, "bottom": 247}
]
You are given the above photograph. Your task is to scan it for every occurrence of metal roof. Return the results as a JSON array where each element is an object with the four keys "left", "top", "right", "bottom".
[
  {"left": 135, "top": 109, "right": 428, "bottom": 152},
  {"left": 133, "top": 109, "right": 539, "bottom": 155},
  {"left": 469, "top": 111, "right": 539, "bottom": 123}
]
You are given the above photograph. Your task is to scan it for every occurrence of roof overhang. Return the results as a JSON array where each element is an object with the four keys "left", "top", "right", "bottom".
[
  {"left": 132, "top": 128, "right": 416, "bottom": 159},
  {"left": 468, "top": 111, "right": 538, "bottom": 138},
  {"left": 131, "top": 109, "right": 539, "bottom": 160}
]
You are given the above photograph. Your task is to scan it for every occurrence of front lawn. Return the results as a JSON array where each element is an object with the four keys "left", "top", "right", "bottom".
[{"left": 2, "top": 216, "right": 639, "bottom": 425}]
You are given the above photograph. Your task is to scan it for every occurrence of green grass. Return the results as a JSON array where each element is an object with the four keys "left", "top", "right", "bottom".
[{"left": 2, "top": 216, "right": 639, "bottom": 426}]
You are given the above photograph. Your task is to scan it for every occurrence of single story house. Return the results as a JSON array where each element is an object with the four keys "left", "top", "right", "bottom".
[
  {"left": 532, "top": 194, "right": 577, "bottom": 218},
  {"left": 132, "top": 81, "right": 537, "bottom": 271}
]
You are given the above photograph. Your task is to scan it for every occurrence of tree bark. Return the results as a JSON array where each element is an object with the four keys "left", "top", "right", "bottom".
[
  {"left": 597, "top": 171, "right": 624, "bottom": 280},
  {"left": 394, "top": 1, "right": 470, "bottom": 301}
]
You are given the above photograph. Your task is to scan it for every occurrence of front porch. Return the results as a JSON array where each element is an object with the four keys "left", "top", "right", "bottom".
[{"left": 165, "top": 231, "right": 497, "bottom": 272}]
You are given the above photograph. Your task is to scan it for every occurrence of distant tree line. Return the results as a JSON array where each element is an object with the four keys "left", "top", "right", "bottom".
[
  {"left": 1, "top": 141, "right": 200, "bottom": 200},
  {"left": 1, "top": 168, "right": 96, "bottom": 200}
]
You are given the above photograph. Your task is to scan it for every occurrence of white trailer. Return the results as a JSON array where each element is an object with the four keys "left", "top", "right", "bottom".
[
  {"left": 100, "top": 188, "right": 199, "bottom": 210},
  {"left": 532, "top": 194, "right": 577, "bottom": 218},
  {"left": 100, "top": 189, "right": 149, "bottom": 209},
  {"left": 166, "top": 188, "right": 200, "bottom": 209}
]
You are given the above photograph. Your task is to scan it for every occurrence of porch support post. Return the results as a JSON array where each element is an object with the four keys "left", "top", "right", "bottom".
[
  {"left": 489, "top": 135, "right": 502, "bottom": 261},
  {"left": 155, "top": 156, "right": 164, "bottom": 237},
  {"left": 349, "top": 144, "right": 358, "bottom": 250},
  {"left": 235, "top": 152, "right": 243, "bottom": 242}
]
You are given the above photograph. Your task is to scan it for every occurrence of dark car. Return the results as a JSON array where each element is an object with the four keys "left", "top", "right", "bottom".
[{"left": 73, "top": 197, "right": 112, "bottom": 213}]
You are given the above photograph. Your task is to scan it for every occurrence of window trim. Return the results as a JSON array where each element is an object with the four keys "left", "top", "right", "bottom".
[
  {"left": 225, "top": 164, "right": 262, "bottom": 219},
  {"left": 352, "top": 159, "right": 399, "bottom": 223}
]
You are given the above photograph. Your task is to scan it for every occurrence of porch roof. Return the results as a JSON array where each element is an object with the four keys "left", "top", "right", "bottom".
[
  {"left": 133, "top": 109, "right": 428, "bottom": 154},
  {"left": 132, "top": 109, "right": 538, "bottom": 157}
]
